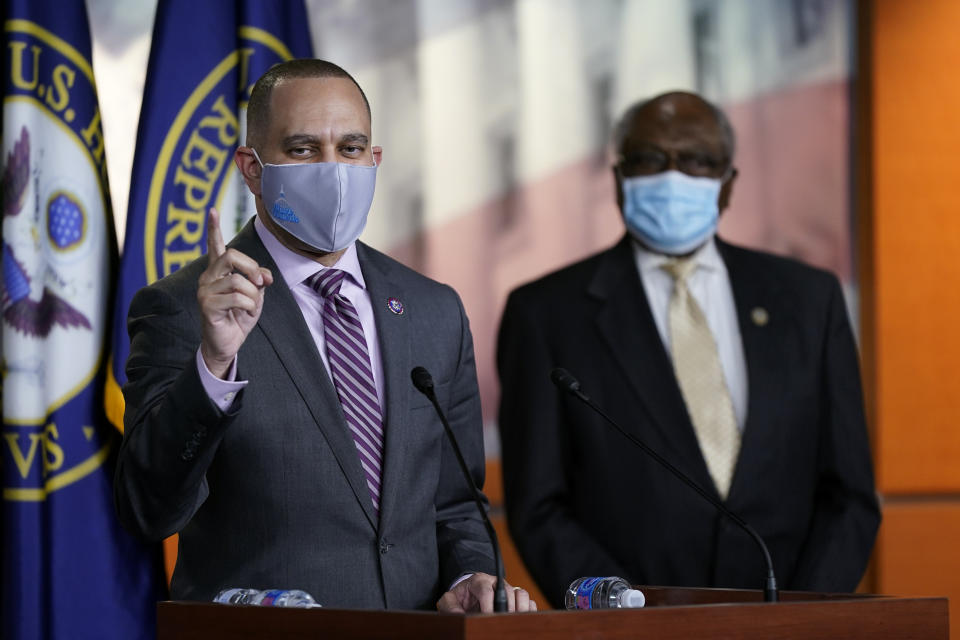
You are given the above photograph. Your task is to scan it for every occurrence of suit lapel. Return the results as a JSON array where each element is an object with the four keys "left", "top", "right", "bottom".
[
  {"left": 231, "top": 223, "right": 378, "bottom": 530},
  {"left": 355, "top": 243, "right": 412, "bottom": 533},
  {"left": 717, "top": 239, "right": 788, "bottom": 502},
  {"left": 589, "top": 237, "right": 714, "bottom": 488}
]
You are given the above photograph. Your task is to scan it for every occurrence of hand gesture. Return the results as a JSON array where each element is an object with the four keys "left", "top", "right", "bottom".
[
  {"left": 197, "top": 208, "right": 273, "bottom": 378},
  {"left": 437, "top": 573, "right": 537, "bottom": 613}
]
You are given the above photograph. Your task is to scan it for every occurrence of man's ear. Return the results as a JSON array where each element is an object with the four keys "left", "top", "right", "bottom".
[
  {"left": 718, "top": 166, "right": 738, "bottom": 214},
  {"left": 372, "top": 145, "right": 383, "bottom": 166},
  {"left": 234, "top": 146, "right": 262, "bottom": 197},
  {"left": 613, "top": 164, "right": 625, "bottom": 212}
]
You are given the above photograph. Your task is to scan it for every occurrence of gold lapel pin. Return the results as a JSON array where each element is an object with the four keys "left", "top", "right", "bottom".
[{"left": 751, "top": 307, "right": 769, "bottom": 327}]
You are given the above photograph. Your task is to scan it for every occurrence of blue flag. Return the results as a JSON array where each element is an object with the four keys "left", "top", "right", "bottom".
[
  {"left": 106, "top": 0, "right": 313, "bottom": 426},
  {"left": 1, "top": 1, "right": 166, "bottom": 638}
]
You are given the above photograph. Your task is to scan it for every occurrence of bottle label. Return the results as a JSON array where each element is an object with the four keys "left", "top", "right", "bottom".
[
  {"left": 260, "top": 589, "right": 284, "bottom": 606},
  {"left": 575, "top": 577, "right": 603, "bottom": 610},
  {"left": 214, "top": 588, "right": 246, "bottom": 604}
]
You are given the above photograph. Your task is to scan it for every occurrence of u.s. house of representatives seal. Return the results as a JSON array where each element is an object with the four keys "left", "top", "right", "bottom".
[{"left": 2, "top": 19, "right": 111, "bottom": 501}]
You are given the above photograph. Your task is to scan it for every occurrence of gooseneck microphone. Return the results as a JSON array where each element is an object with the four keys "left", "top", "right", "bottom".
[
  {"left": 411, "top": 366, "right": 508, "bottom": 613},
  {"left": 550, "top": 367, "right": 779, "bottom": 603}
]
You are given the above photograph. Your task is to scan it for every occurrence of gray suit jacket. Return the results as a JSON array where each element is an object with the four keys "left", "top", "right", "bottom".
[{"left": 115, "top": 221, "right": 495, "bottom": 609}]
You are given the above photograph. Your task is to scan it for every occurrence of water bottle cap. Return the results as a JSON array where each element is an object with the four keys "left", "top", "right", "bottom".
[{"left": 620, "top": 589, "right": 646, "bottom": 608}]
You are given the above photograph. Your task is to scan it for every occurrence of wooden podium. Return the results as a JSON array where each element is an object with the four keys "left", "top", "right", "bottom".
[{"left": 157, "top": 586, "right": 949, "bottom": 639}]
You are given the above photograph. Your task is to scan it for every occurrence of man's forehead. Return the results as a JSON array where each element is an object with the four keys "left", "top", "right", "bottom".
[
  {"left": 650, "top": 99, "right": 678, "bottom": 120},
  {"left": 623, "top": 97, "right": 723, "bottom": 148},
  {"left": 267, "top": 76, "right": 370, "bottom": 132},
  {"left": 270, "top": 76, "right": 366, "bottom": 112}
]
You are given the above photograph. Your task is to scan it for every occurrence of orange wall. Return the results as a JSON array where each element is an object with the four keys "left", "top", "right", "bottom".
[
  {"left": 871, "top": 0, "right": 960, "bottom": 495},
  {"left": 868, "top": 0, "right": 960, "bottom": 632}
]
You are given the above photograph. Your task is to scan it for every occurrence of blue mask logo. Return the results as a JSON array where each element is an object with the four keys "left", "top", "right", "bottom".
[{"left": 271, "top": 186, "right": 300, "bottom": 223}]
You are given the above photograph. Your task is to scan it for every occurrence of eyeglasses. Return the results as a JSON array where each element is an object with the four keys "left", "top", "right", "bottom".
[{"left": 618, "top": 147, "right": 729, "bottom": 178}]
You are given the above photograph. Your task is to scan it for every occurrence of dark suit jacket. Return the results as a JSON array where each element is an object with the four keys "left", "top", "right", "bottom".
[
  {"left": 497, "top": 236, "right": 880, "bottom": 608},
  {"left": 115, "top": 221, "right": 495, "bottom": 609}
]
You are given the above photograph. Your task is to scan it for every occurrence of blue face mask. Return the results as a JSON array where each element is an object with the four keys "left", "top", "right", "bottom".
[
  {"left": 253, "top": 149, "right": 377, "bottom": 253},
  {"left": 620, "top": 170, "right": 722, "bottom": 255}
]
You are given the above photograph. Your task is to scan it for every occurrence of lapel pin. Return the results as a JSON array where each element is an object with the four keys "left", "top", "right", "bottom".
[
  {"left": 387, "top": 297, "right": 404, "bottom": 315},
  {"left": 751, "top": 307, "right": 769, "bottom": 327}
]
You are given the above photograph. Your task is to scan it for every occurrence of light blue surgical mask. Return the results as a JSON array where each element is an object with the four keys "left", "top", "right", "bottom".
[
  {"left": 253, "top": 149, "right": 377, "bottom": 253},
  {"left": 620, "top": 170, "right": 721, "bottom": 255}
]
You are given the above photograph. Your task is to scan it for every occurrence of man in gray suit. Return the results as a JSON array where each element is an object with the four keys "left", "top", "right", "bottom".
[{"left": 115, "top": 59, "right": 534, "bottom": 613}]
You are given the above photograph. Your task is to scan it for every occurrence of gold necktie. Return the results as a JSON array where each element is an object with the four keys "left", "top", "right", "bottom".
[{"left": 662, "top": 258, "right": 740, "bottom": 499}]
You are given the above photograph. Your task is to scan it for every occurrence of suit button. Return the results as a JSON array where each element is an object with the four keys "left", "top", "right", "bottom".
[{"left": 379, "top": 540, "right": 389, "bottom": 555}]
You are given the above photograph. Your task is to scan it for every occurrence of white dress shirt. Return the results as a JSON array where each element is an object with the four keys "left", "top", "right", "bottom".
[{"left": 632, "top": 236, "right": 749, "bottom": 431}]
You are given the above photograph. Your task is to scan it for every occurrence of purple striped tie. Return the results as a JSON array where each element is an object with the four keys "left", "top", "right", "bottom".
[{"left": 307, "top": 269, "right": 384, "bottom": 515}]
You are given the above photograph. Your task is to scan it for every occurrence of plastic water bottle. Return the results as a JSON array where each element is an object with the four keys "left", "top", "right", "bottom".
[
  {"left": 565, "top": 577, "right": 646, "bottom": 609},
  {"left": 213, "top": 588, "right": 320, "bottom": 608}
]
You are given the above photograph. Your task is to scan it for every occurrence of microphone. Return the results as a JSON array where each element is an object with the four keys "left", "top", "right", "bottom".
[
  {"left": 411, "top": 366, "right": 508, "bottom": 613},
  {"left": 550, "top": 367, "right": 779, "bottom": 603}
]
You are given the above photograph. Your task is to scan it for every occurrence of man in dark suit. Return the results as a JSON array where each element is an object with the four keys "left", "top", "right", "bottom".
[
  {"left": 497, "top": 91, "right": 880, "bottom": 608},
  {"left": 115, "top": 59, "right": 535, "bottom": 612}
]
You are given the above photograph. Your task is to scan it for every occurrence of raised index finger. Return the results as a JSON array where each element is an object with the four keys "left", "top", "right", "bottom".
[{"left": 206, "top": 207, "right": 227, "bottom": 259}]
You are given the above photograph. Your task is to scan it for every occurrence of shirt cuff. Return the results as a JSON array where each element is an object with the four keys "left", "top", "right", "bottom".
[
  {"left": 450, "top": 573, "right": 474, "bottom": 591},
  {"left": 196, "top": 348, "right": 247, "bottom": 412}
]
